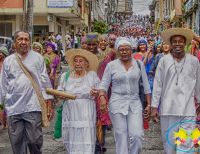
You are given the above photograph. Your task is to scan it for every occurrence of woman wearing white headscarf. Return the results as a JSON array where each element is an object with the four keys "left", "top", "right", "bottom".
[{"left": 98, "top": 37, "right": 151, "bottom": 154}]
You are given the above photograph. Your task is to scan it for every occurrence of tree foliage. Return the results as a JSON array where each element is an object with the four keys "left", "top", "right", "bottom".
[{"left": 92, "top": 20, "right": 108, "bottom": 34}]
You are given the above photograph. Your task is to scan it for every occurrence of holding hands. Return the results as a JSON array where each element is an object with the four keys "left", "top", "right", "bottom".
[{"left": 151, "top": 107, "right": 159, "bottom": 123}]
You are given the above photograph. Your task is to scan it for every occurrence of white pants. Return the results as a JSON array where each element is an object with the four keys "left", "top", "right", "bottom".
[
  {"left": 110, "top": 108, "right": 144, "bottom": 154},
  {"left": 160, "top": 116, "right": 196, "bottom": 154}
]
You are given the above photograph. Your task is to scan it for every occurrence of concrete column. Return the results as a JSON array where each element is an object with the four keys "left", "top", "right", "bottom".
[
  {"left": 15, "top": 15, "right": 20, "bottom": 31},
  {"left": 49, "top": 21, "right": 54, "bottom": 33},
  {"left": 55, "top": 23, "right": 58, "bottom": 34},
  {"left": 12, "top": 21, "right": 15, "bottom": 36},
  {"left": 61, "top": 20, "right": 66, "bottom": 50}
]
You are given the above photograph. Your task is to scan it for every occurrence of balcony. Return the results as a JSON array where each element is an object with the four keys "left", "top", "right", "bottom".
[
  {"left": 185, "top": 0, "right": 193, "bottom": 12},
  {"left": 184, "top": 0, "right": 198, "bottom": 15}
]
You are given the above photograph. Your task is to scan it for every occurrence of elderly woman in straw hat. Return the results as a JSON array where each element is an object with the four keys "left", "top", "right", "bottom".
[
  {"left": 57, "top": 49, "right": 100, "bottom": 154},
  {"left": 151, "top": 28, "right": 200, "bottom": 154},
  {"left": 99, "top": 37, "right": 151, "bottom": 154}
]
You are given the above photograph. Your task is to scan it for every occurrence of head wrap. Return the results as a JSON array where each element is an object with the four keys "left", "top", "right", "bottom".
[
  {"left": 86, "top": 33, "right": 99, "bottom": 44},
  {"left": 138, "top": 39, "right": 147, "bottom": 46},
  {"left": 0, "top": 46, "right": 9, "bottom": 57},
  {"left": 32, "top": 42, "right": 43, "bottom": 54},
  {"left": 115, "top": 37, "right": 132, "bottom": 50},
  {"left": 45, "top": 42, "right": 55, "bottom": 51}
]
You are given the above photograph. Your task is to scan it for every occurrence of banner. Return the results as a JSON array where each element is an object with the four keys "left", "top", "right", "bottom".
[{"left": 47, "top": 0, "right": 73, "bottom": 8}]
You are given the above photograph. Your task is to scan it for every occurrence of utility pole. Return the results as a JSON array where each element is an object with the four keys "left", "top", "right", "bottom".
[{"left": 23, "top": 0, "right": 34, "bottom": 39}]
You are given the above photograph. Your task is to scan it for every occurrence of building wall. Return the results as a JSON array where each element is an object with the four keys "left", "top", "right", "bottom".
[
  {"left": 196, "top": 7, "right": 200, "bottom": 35},
  {"left": 117, "top": 0, "right": 126, "bottom": 12},
  {"left": 184, "top": 0, "right": 200, "bottom": 34},
  {"left": 34, "top": 16, "right": 48, "bottom": 25},
  {"left": 0, "top": 0, "right": 23, "bottom": 8},
  {"left": 91, "top": 0, "right": 106, "bottom": 21},
  {"left": 0, "top": 0, "right": 89, "bottom": 37},
  {"left": 0, "top": 0, "right": 23, "bottom": 14},
  {"left": 34, "top": 0, "right": 73, "bottom": 14}
]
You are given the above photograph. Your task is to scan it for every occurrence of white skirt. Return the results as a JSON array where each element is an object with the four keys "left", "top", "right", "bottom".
[{"left": 62, "top": 98, "right": 96, "bottom": 154}]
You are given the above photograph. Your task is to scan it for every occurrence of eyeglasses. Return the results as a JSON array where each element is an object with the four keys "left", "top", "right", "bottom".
[{"left": 118, "top": 47, "right": 132, "bottom": 52}]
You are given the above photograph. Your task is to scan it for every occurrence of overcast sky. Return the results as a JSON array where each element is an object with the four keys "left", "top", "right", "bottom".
[{"left": 132, "top": 0, "right": 152, "bottom": 15}]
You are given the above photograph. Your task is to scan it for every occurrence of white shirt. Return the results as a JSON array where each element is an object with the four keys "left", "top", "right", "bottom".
[
  {"left": 0, "top": 51, "right": 53, "bottom": 116},
  {"left": 99, "top": 59, "right": 151, "bottom": 115},
  {"left": 152, "top": 54, "right": 200, "bottom": 116}
]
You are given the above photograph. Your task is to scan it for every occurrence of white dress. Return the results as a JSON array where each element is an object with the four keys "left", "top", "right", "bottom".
[{"left": 57, "top": 71, "right": 100, "bottom": 154}]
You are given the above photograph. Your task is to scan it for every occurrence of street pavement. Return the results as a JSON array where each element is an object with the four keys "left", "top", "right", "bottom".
[
  {"left": 0, "top": 64, "right": 164, "bottom": 154},
  {"left": 0, "top": 113, "right": 164, "bottom": 154}
]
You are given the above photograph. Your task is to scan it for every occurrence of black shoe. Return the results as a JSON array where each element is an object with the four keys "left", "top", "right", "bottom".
[{"left": 103, "top": 147, "right": 107, "bottom": 152}]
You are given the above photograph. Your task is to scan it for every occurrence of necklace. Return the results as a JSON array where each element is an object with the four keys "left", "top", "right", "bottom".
[{"left": 173, "top": 56, "right": 186, "bottom": 86}]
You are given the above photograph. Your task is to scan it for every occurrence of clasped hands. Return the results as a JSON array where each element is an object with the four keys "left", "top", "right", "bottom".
[
  {"left": 45, "top": 99, "right": 54, "bottom": 121},
  {"left": 91, "top": 89, "right": 107, "bottom": 113}
]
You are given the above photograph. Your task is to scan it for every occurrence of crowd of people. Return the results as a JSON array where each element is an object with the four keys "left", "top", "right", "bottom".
[{"left": 0, "top": 24, "right": 200, "bottom": 154}]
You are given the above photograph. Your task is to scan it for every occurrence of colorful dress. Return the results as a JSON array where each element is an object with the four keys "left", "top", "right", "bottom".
[
  {"left": 44, "top": 52, "right": 60, "bottom": 88},
  {"left": 145, "top": 54, "right": 155, "bottom": 92},
  {"left": 133, "top": 52, "right": 155, "bottom": 92},
  {"left": 57, "top": 71, "right": 100, "bottom": 154}
]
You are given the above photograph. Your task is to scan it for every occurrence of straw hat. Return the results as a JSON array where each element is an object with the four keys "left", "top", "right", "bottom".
[
  {"left": 66, "top": 49, "right": 99, "bottom": 72},
  {"left": 161, "top": 28, "right": 194, "bottom": 45}
]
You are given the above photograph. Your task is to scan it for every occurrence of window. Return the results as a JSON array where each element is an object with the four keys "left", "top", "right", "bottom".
[
  {"left": 125, "top": 2, "right": 131, "bottom": 11},
  {"left": 33, "top": 25, "right": 48, "bottom": 36},
  {"left": 0, "top": 23, "right": 12, "bottom": 37},
  {"left": 58, "top": 26, "right": 61, "bottom": 33}
]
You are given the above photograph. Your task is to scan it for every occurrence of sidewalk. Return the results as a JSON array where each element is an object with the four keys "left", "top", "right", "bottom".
[{"left": 0, "top": 118, "right": 163, "bottom": 154}]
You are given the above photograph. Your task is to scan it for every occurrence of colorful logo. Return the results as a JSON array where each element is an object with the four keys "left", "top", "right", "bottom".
[
  {"left": 166, "top": 120, "right": 200, "bottom": 153},
  {"left": 174, "top": 128, "right": 200, "bottom": 146}
]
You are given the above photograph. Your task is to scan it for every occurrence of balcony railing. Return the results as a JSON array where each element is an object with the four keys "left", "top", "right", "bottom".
[{"left": 185, "top": 0, "right": 193, "bottom": 12}]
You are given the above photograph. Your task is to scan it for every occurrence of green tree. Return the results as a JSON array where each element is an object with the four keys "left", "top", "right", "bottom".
[{"left": 92, "top": 20, "right": 108, "bottom": 34}]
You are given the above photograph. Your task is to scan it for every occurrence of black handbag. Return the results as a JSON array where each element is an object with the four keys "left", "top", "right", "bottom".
[{"left": 136, "top": 60, "right": 147, "bottom": 110}]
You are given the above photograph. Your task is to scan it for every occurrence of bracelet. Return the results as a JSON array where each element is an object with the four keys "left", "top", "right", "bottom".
[{"left": 147, "top": 104, "right": 151, "bottom": 107}]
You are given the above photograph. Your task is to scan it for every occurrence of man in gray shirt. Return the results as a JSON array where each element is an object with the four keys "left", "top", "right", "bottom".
[
  {"left": 0, "top": 31, "right": 54, "bottom": 154},
  {"left": 152, "top": 28, "right": 200, "bottom": 154}
]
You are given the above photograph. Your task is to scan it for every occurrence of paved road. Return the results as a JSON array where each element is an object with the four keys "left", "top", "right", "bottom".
[
  {"left": 0, "top": 115, "right": 164, "bottom": 154},
  {"left": 0, "top": 64, "right": 164, "bottom": 154}
]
